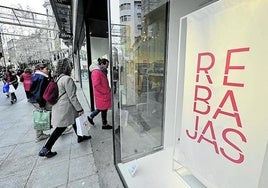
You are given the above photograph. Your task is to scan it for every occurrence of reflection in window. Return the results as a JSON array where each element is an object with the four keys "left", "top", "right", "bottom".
[
  {"left": 80, "top": 41, "right": 88, "bottom": 81},
  {"left": 120, "top": 3, "right": 131, "bottom": 10},
  {"left": 120, "top": 15, "right": 131, "bottom": 22},
  {"left": 112, "top": 1, "right": 168, "bottom": 163}
]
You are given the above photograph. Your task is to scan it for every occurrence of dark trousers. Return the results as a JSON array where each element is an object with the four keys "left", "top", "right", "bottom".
[
  {"left": 10, "top": 92, "right": 17, "bottom": 101},
  {"left": 45, "top": 124, "right": 78, "bottom": 150},
  {"left": 25, "top": 91, "right": 31, "bottom": 99},
  {"left": 90, "top": 109, "right": 108, "bottom": 125},
  {"left": 113, "top": 81, "right": 117, "bottom": 94}
]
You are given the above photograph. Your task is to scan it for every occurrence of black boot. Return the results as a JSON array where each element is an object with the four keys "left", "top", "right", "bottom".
[
  {"left": 77, "top": 135, "right": 92, "bottom": 143},
  {"left": 39, "top": 147, "right": 57, "bottom": 158},
  {"left": 102, "top": 124, "right": 112, "bottom": 130}
]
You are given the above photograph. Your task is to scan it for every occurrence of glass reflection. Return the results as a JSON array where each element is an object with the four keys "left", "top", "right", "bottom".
[
  {"left": 111, "top": 0, "right": 168, "bottom": 162},
  {"left": 79, "top": 39, "right": 90, "bottom": 100}
]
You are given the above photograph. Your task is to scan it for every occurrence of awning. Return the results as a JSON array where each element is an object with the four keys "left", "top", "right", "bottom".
[
  {"left": 0, "top": 5, "right": 57, "bottom": 33},
  {"left": 49, "top": 0, "right": 72, "bottom": 44},
  {"left": 50, "top": 0, "right": 108, "bottom": 51}
]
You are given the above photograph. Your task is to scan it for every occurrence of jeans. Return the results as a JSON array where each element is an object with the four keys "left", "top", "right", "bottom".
[
  {"left": 90, "top": 109, "right": 108, "bottom": 125},
  {"left": 10, "top": 92, "right": 17, "bottom": 101}
]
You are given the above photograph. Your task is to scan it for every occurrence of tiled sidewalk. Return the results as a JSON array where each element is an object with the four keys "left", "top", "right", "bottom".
[
  {"left": 0, "top": 82, "right": 123, "bottom": 188},
  {"left": 0, "top": 84, "right": 99, "bottom": 187}
]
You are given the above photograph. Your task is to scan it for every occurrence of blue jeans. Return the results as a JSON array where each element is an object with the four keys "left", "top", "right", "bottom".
[{"left": 90, "top": 109, "right": 108, "bottom": 125}]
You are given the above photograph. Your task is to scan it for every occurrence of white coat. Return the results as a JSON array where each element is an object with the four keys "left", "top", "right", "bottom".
[{"left": 51, "top": 75, "right": 83, "bottom": 127}]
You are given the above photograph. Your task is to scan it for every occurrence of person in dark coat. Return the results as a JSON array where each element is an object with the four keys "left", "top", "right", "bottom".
[
  {"left": 4, "top": 66, "right": 18, "bottom": 104},
  {"left": 113, "top": 66, "right": 119, "bottom": 94},
  {"left": 29, "top": 63, "right": 51, "bottom": 142},
  {"left": 30, "top": 64, "right": 51, "bottom": 107}
]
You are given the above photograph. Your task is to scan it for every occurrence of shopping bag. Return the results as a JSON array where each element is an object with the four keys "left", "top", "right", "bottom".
[
  {"left": 33, "top": 110, "right": 51, "bottom": 131},
  {"left": 75, "top": 114, "right": 91, "bottom": 136},
  {"left": 9, "top": 84, "right": 16, "bottom": 93},
  {"left": 2, "top": 83, "right": 9, "bottom": 93}
]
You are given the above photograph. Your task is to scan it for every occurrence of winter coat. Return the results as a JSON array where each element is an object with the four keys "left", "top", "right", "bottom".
[
  {"left": 30, "top": 71, "right": 50, "bottom": 107},
  {"left": 4, "top": 71, "right": 18, "bottom": 89},
  {"left": 89, "top": 64, "right": 111, "bottom": 110},
  {"left": 20, "top": 73, "right": 33, "bottom": 91},
  {"left": 51, "top": 75, "right": 83, "bottom": 127}
]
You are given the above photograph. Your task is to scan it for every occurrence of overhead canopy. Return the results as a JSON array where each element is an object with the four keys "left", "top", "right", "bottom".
[
  {"left": 49, "top": 0, "right": 108, "bottom": 51},
  {"left": 49, "top": 0, "right": 72, "bottom": 46},
  {"left": 0, "top": 4, "right": 59, "bottom": 64},
  {"left": 0, "top": 5, "right": 57, "bottom": 34}
]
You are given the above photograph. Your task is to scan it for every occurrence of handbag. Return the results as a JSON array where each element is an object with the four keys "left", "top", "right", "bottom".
[
  {"left": 33, "top": 110, "right": 51, "bottom": 131},
  {"left": 75, "top": 114, "right": 91, "bottom": 136},
  {"left": 2, "top": 83, "right": 9, "bottom": 93}
]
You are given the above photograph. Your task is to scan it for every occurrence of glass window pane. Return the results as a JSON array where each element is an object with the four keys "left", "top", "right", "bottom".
[
  {"left": 111, "top": 0, "right": 168, "bottom": 163},
  {"left": 79, "top": 36, "right": 90, "bottom": 100}
]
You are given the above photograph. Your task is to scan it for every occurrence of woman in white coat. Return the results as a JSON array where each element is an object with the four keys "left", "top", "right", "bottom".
[{"left": 39, "top": 58, "right": 91, "bottom": 158}]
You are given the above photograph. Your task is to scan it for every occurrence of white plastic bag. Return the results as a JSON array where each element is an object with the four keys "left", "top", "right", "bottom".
[
  {"left": 75, "top": 114, "right": 90, "bottom": 136},
  {"left": 9, "top": 84, "right": 16, "bottom": 93}
]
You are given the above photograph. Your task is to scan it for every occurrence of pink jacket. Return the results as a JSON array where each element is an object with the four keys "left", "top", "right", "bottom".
[
  {"left": 20, "top": 73, "right": 33, "bottom": 91},
  {"left": 90, "top": 64, "right": 111, "bottom": 110}
]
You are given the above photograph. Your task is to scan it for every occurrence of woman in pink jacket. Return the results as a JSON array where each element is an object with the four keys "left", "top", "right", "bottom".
[
  {"left": 20, "top": 68, "right": 33, "bottom": 100},
  {"left": 87, "top": 58, "right": 112, "bottom": 129}
]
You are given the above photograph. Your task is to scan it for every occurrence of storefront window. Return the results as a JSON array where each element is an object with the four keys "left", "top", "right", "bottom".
[
  {"left": 111, "top": 0, "right": 168, "bottom": 163},
  {"left": 79, "top": 38, "right": 90, "bottom": 100}
]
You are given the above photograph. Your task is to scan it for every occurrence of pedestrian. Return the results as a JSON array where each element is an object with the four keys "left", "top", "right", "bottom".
[
  {"left": 87, "top": 58, "right": 112, "bottom": 129},
  {"left": 113, "top": 66, "right": 119, "bottom": 94},
  {"left": 39, "top": 58, "right": 90, "bottom": 158},
  {"left": 16, "top": 66, "right": 24, "bottom": 77},
  {"left": 4, "top": 66, "right": 18, "bottom": 104},
  {"left": 20, "top": 68, "right": 33, "bottom": 101},
  {"left": 29, "top": 63, "right": 51, "bottom": 142}
]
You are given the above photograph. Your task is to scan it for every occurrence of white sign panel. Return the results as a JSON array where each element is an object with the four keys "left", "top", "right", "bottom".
[{"left": 176, "top": 0, "right": 268, "bottom": 187}]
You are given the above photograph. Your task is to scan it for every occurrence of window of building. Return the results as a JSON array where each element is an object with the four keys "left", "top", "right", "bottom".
[
  {"left": 120, "top": 3, "right": 131, "bottom": 11},
  {"left": 120, "top": 15, "right": 131, "bottom": 22}
]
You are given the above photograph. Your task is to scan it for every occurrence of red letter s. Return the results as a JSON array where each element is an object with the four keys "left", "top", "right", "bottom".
[{"left": 220, "top": 128, "right": 247, "bottom": 163}]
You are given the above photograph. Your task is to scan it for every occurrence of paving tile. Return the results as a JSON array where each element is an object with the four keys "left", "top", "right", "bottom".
[
  {"left": 67, "top": 174, "right": 100, "bottom": 188},
  {"left": 70, "top": 140, "right": 93, "bottom": 159},
  {"left": 0, "top": 132, "right": 21, "bottom": 147},
  {"left": 69, "top": 155, "right": 97, "bottom": 182},
  {"left": 26, "top": 160, "right": 69, "bottom": 188},
  {"left": 35, "top": 152, "right": 70, "bottom": 169},
  {"left": 8, "top": 142, "right": 41, "bottom": 160},
  {"left": 91, "top": 137, "right": 114, "bottom": 164},
  {"left": 0, "top": 172, "right": 29, "bottom": 188},
  {"left": 0, "top": 145, "right": 15, "bottom": 161},
  {"left": 0, "top": 155, "right": 36, "bottom": 178},
  {"left": 99, "top": 169, "right": 123, "bottom": 188}
]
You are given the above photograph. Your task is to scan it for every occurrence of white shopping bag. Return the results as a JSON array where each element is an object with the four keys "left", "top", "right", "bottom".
[
  {"left": 9, "top": 84, "right": 16, "bottom": 93},
  {"left": 75, "top": 114, "right": 91, "bottom": 136}
]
